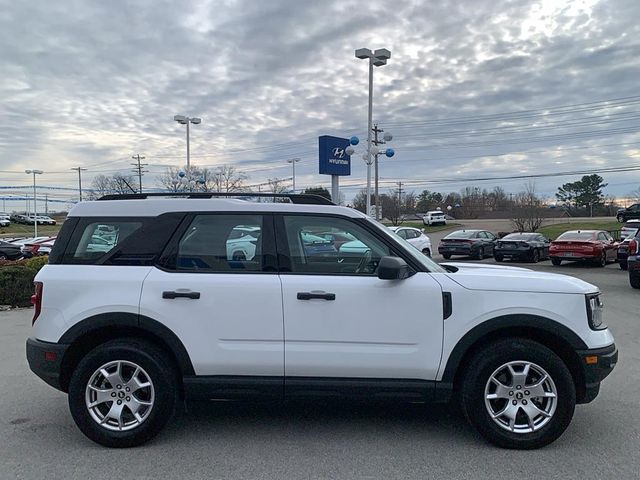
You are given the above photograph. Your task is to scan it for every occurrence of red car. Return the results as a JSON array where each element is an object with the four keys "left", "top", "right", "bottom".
[
  {"left": 22, "top": 236, "right": 56, "bottom": 257},
  {"left": 549, "top": 230, "right": 618, "bottom": 267}
]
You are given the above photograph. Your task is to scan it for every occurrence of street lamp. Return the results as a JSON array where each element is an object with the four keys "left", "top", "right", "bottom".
[
  {"left": 287, "top": 158, "right": 301, "bottom": 193},
  {"left": 25, "top": 169, "right": 43, "bottom": 237},
  {"left": 173, "top": 115, "right": 202, "bottom": 169},
  {"left": 355, "top": 47, "right": 391, "bottom": 216}
]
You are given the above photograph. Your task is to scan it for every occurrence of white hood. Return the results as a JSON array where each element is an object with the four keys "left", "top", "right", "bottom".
[{"left": 441, "top": 264, "right": 598, "bottom": 294}]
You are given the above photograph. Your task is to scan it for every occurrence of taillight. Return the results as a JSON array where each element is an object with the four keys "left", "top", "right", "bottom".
[
  {"left": 630, "top": 239, "right": 638, "bottom": 255},
  {"left": 31, "top": 282, "right": 43, "bottom": 325}
]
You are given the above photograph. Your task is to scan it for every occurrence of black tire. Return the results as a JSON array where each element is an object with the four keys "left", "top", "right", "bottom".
[
  {"left": 460, "top": 338, "right": 576, "bottom": 449},
  {"left": 68, "top": 338, "right": 179, "bottom": 448},
  {"left": 232, "top": 251, "right": 246, "bottom": 261},
  {"left": 422, "top": 248, "right": 431, "bottom": 257},
  {"left": 631, "top": 273, "right": 640, "bottom": 289},
  {"left": 551, "top": 257, "right": 562, "bottom": 266},
  {"left": 0, "top": 254, "right": 7, "bottom": 260},
  {"left": 617, "top": 215, "right": 625, "bottom": 223},
  {"left": 474, "top": 247, "right": 484, "bottom": 260},
  {"left": 530, "top": 249, "right": 540, "bottom": 263},
  {"left": 595, "top": 251, "right": 606, "bottom": 268},
  {"left": 620, "top": 260, "right": 628, "bottom": 271},
  {"left": 442, "top": 253, "right": 451, "bottom": 259},
  {"left": 494, "top": 254, "right": 504, "bottom": 262}
]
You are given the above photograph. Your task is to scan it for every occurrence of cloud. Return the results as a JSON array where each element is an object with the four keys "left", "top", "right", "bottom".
[{"left": 1, "top": 0, "right": 639, "bottom": 206}]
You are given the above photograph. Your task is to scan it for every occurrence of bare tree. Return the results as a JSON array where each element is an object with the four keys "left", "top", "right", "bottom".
[
  {"left": 87, "top": 173, "right": 137, "bottom": 199},
  {"left": 157, "top": 165, "right": 226, "bottom": 193},
  {"left": 511, "top": 182, "right": 545, "bottom": 232},
  {"left": 212, "top": 165, "right": 248, "bottom": 193}
]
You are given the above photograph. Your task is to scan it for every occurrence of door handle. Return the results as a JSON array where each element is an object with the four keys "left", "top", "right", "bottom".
[
  {"left": 162, "top": 290, "right": 201, "bottom": 299},
  {"left": 297, "top": 291, "right": 336, "bottom": 301}
]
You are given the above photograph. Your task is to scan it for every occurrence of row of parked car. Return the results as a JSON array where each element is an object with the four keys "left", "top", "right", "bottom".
[
  {"left": 0, "top": 212, "right": 57, "bottom": 226},
  {"left": 433, "top": 219, "right": 640, "bottom": 289},
  {"left": 0, "top": 236, "right": 57, "bottom": 260}
]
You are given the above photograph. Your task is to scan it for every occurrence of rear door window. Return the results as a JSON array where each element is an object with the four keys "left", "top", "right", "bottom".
[{"left": 175, "top": 214, "right": 274, "bottom": 272}]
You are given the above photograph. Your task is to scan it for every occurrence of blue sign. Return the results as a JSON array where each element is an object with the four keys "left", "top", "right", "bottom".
[{"left": 319, "top": 135, "right": 351, "bottom": 176}]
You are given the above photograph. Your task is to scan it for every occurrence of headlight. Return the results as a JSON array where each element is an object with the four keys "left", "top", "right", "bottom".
[{"left": 586, "top": 293, "right": 606, "bottom": 330}]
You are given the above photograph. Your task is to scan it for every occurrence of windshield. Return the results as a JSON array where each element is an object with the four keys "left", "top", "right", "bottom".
[
  {"left": 445, "top": 230, "right": 476, "bottom": 239},
  {"left": 502, "top": 233, "right": 535, "bottom": 240},
  {"left": 365, "top": 217, "right": 446, "bottom": 273},
  {"left": 557, "top": 231, "right": 595, "bottom": 241}
]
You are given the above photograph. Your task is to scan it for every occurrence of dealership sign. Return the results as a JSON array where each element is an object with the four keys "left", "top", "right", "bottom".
[{"left": 318, "top": 135, "right": 351, "bottom": 176}]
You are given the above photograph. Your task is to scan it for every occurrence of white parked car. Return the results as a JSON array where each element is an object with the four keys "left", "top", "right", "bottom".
[
  {"left": 422, "top": 210, "right": 447, "bottom": 226},
  {"left": 388, "top": 226, "right": 432, "bottom": 256},
  {"left": 620, "top": 220, "right": 640, "bottom": 239},
  {"left": 27, "top": 193, "right": 616, "bottom": 449}
]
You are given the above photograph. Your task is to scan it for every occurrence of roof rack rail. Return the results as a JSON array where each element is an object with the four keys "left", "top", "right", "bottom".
[{"left": 97, "top": 192, "right": 335, "bottom": 206}]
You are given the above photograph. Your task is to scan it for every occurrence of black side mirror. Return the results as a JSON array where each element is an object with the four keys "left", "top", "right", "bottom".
[{"left": 377, "top": 256, "right": 412, "bottom": 280}]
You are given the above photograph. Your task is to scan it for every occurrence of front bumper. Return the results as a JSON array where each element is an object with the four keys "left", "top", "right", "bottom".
[
  {"left": 576, "top": 343, "right": 618, "bottom": 404},
  {"left": 26, "top": 337, "right": 69, "bottom": 391}
]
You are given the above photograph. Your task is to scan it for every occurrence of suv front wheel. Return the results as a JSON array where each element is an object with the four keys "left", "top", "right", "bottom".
[
  {"left": 68, "top": 338, "right": 179, "bottom": 448},
  {"left": 460, "top": 338, "right": 575, "bottom": 449}
]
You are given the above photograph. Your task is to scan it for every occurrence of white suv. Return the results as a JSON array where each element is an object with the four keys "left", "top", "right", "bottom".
[{"left": 27, "top": 193, "right": 617, "bottom": 449}]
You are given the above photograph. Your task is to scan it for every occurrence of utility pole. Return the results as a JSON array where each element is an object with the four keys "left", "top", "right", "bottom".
[
  {"left": 71, "top": 167, "right": 88, "bottom": 202},
  {"left": 372, "top": 123, "right": 386, "bottom": 220},
  {"left": 131, "top": 155, "right": 148, "bottom": 193},
  {"left": 45, "top": 194, "right": 48, "bottom": 215}
]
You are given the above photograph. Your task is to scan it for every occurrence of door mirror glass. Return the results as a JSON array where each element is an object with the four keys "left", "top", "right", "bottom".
[{"left": 377, "top": 256, "right": 412, "bottom": 280}]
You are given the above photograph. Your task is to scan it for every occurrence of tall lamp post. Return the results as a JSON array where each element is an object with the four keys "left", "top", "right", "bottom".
[
  {"left": 355, "top": 47, "right": 391, "bottom": 216},
  {"left": 173, "top": 115, "right": 202, "bottom": 169},
  {"left": 25, "top": 169, "right": 43, "bottom": 237},
  {"left": 287, "top": 158, "right": 301, "bottom": 193}
]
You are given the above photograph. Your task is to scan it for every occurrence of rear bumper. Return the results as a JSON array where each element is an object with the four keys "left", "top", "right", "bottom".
[
  {"left": 494, "top": 248, "right": 530, "bottom": 257},
  {"left": 576, "top": 343, "right": 618, "bottom": 404},
  {"left": 26, "top": 337, "right": 69, "bottom": 391},
  {"left": 438, "top": 246, "right": 473, "bottom": 255},
  {"left": 549, "top": 251, "right": 597, "bottom": 260}
]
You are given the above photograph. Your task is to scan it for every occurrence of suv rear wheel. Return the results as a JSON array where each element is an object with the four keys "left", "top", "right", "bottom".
[
  {"left": 68, "top": 338, "right": 178, "bottom": 448},
  {"left": 460, "top": 338, "right": 575, "bottom": 449}
]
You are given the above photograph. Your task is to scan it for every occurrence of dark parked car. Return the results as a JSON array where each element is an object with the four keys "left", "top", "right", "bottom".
[
  {"left": 617, "top": 203, "right": 640, "bottom": 223},
  {"left": 438, "top": 229, "right": 497, "bottom": 259},
  {"left": 494, "top": 232, "right": 550, "bottom": 263},
  {"left": 0, "top": 240, "right": 23, "bottom": 260},
  {"left": 549, "top": 230, "right": 618, "bottom": 267},
  {"left": 627, "top": 229, "right": 640, "bottom": 288}
]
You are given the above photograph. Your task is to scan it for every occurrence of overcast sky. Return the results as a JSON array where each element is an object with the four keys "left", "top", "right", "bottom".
[{"left": 1, "top": 0, "right": 640, "bottom": 208}]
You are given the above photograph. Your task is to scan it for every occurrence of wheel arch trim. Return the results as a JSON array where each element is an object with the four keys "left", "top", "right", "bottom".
[
  {"left": 58, "top": 312, "right": 195, "bottom": 390},
  {"left": 440, "top": 314, "right": 588, "bottom": 384}
]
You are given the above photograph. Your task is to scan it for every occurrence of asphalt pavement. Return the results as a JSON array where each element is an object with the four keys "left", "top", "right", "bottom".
[{"left": 1, "top": 261, "right": 638, "bottom": 479}]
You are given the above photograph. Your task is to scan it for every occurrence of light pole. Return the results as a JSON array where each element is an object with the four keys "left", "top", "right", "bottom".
[
  {"left": 25, "top": 169, "right": 43, "bottom": 237},
  {"left": 287, "top": 158, "right": 301, "bottom": 193},
  {"left": 173, "top": 115, "right": 202, "bottom": 169},
  {"left": 355, "top": 47, "right": 391, "bottom": 216}
]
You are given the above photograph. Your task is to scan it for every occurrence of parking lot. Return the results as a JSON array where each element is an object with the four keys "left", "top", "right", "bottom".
[{"left": 0, "top": 258, "right": 637, "bottom": 480}]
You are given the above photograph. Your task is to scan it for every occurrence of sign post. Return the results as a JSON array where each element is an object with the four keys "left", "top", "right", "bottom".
[{"left": 318, "top": 135, "right": 351, "bottom": 204}]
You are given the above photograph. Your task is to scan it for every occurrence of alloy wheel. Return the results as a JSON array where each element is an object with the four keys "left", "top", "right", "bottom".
[
  {"left": 484, "top": 361, "right": 557, "bottom": 433},
  {"left": 85, "top": 360, "right": 155, "bottom": 432}
]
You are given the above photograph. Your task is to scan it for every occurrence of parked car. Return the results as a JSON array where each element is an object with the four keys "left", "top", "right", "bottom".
[
  {"left": 549, "top": 230, "right": 618, "bottom": 267},
  {"left": 22, "top": 236, "right": 56, "bottom": 257},
  {"left": 617, "top": 237, "right": 633, "bottom": 270},
  {"left": 438, "top": 229, "right": 497, "bottom": 259},
  {"left": 617, "top": 203, "right": 640, "bottom": 222},
  {"left": 626, "top": 229, "right": 640, "bottom": 288},
  {"left": 388, "top": 226, "right": 432, "bottom": 256},
  {"left": 0, "top": 218, "right": 9, "bottom": 228},
  {"left": 316, "top": 231, "right": 357, "bottom": 250},
  {"left": 494, "top": 233, "right": 551, "bottom": 263},
  {"left": 422, "top": 210, "right": 447, "bottom": 226},
  {"left": 620, "top": 220, "right": 640, "bottom": 240},
  {"left": 0, "top": 240, "right": 23, "bottom": 260},
  {"left": 27, "top": 193, "right": 617, "bottom": 449},
  {"left": 36, "top": 215, "right": 57, "bottom": 225},
  {"left": 10, "top": 236, "right": 49, "bottom": 247}
]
